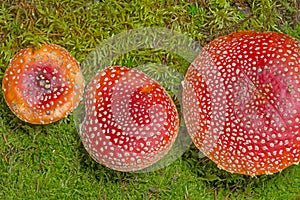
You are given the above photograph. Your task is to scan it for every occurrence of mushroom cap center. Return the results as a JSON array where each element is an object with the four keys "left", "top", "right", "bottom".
[{"left": 20, "top": 64, "right": 68, "bottom": 109}]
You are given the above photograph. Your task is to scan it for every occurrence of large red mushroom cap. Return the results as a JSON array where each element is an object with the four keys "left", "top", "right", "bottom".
[
  {"left": 80, "top": 66, "right": 179, "bottom": 172},
  {"left": 183, "top": 31, "right": 300, "bottom": 175},
  {"left": 2, "top": 44, "right": 84, "bottom": 124}
]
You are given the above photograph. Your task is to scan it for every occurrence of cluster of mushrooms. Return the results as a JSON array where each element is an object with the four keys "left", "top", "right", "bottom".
[{"left": 2, "top": 31, "right": 300, "bottom": 176}]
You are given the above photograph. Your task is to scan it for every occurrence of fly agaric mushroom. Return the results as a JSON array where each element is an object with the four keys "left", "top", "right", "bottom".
[
  {"left": 80, "top": 66, "right": 179, "bottom": 172},
  {"left": 182, "top": 31, "right": 300, "bottom": 175},
  {"left": 2, "top": 44, "right": 84, "bottom": 124}
]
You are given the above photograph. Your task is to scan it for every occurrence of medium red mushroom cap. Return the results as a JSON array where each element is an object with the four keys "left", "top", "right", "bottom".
[
  {"left": 2, "top": 44, "right": 84, "bottom": 124},
  {"left": 182, "top": 31, "right": 300, "bottom": 175},
  {"left": 80, "top": 66, "right": 179, "bottom": 172}
]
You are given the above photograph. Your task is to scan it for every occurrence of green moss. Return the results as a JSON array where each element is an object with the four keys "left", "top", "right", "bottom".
[{"left": 0, "top": 0, "right": 299, "bottom": 199}]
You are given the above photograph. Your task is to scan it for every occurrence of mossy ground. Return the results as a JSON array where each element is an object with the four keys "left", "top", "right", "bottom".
[{"left": 0, "top": 0, "right": 300, "bottom": 199}]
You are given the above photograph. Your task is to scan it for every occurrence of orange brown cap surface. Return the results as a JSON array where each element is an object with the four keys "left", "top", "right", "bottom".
[
  {"left": 2, "top": 44, "right": 84, "bottom": 124},
  {"left": 182, "top": 31, "right": 300, "bottom": 175}
]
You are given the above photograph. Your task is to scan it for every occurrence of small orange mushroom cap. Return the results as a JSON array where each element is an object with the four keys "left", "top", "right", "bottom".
[
  {"left": 2, "top": 44, "right": 84, "bottom": 124},
  {"left": 183, "top": 31, "right": 300, "bottom": 175}
]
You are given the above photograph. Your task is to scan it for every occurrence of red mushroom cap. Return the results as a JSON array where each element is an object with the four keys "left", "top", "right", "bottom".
[
  {"left": 80, "top": 66, "right": 179, "bottom": 172},
  {"left": 183, "top": 31, "right": 300, "bottom": 175},
  {"left": 2, "top": 44, "right": 84, "bottom": 124}
]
